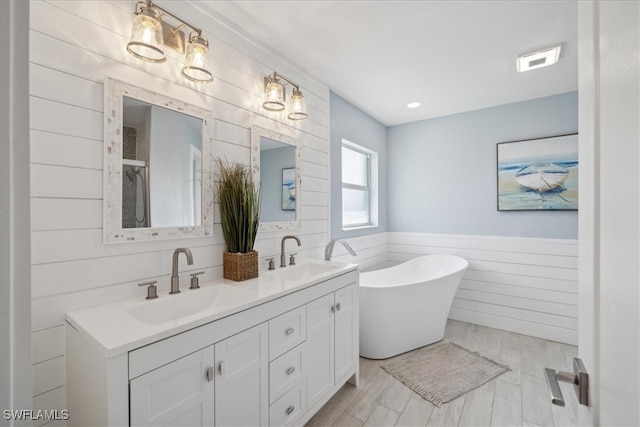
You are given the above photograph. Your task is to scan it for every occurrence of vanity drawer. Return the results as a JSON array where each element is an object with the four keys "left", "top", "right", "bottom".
[
  {"left": 269, "top": 306, "right": 306, "bottom": 360},
  {"left": 269, "top": 343, "right": 304, "bottom": 404},
  {"left": 269, "top": 379, "right": 306, "bottom": 427}
]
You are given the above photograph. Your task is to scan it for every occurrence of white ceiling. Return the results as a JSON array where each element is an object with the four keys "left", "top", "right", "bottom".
[{"left": 199, "top": 0, "right": 578, "bottom": 127}]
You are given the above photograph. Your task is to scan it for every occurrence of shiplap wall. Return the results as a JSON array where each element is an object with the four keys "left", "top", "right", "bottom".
[
  {"left": 29, "top": 0, "right": 329, "bottom": 421},
  {"left": 327, "top": 232, "right": 389, "bottom": 271},
  {"left": 386, "top": 232, "right": 578, "bottom": 345},
  {"left": 310, "top": 230, "right": 578, "bottom": 346}
]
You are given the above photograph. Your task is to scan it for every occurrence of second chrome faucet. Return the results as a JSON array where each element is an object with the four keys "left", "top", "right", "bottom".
[
  {"left": 280, "top": 235, "right": 301, "bottom": 267},
  {"left": 170, "top": 248, "right": 193, "bottom": 294}
]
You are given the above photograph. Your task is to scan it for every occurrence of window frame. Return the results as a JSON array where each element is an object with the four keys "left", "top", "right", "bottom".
[{"left": 341, "top": 139, "right": 378, "bottom": 229}]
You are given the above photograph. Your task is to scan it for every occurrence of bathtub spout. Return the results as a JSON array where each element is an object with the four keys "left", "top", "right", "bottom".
[{"left": 324, "top": 239, "right": 357, "bottom": 261}]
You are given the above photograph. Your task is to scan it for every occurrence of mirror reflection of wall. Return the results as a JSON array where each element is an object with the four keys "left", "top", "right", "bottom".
[
  {"left": 260, "top": 136, "right": 295, "bottom": 222},
  {"left": 122, "top": 96, "right": 203, "bottom": 229}
]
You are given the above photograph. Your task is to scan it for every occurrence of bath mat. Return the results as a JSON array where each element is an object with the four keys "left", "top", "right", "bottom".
[{"left": 381, "top": 341, "right": 510, "bottom": 407}]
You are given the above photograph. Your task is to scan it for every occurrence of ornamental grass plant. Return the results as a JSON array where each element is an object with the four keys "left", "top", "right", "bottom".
[{"left": 215, "top": 159, "right": 260, "bottom": 254}]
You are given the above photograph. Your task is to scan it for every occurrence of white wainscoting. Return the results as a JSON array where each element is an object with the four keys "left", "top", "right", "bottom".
[
  {"left": 328, "top": 233, "right": 389, "bottom": 271},
  {"left": 29, "top": 0, "right": 330, "bottom": 416},
  {"left": 332, "top": 232, "right": 578, "bottom": 345},
  {"left": 387, "top": 232, "right": 578, "bottom": 345}
]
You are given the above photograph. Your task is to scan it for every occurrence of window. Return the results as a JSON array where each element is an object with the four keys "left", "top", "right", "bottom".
[{"left": 341, "top": 140, "right": 378, "bottom": 229}]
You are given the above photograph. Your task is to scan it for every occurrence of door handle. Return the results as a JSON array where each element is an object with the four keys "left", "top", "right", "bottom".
[{"left": 544, "top": 357, "right": 589, "bottom": 406}]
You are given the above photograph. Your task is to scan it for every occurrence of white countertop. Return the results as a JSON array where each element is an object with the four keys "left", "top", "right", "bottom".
[{"left": 65, "top": 259, "right": 358, "bottom": 358}]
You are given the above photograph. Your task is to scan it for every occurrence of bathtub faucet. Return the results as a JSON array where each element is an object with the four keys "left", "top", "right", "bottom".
[{"left": 324, "top": 239, "right": 357, "bottom": 261}]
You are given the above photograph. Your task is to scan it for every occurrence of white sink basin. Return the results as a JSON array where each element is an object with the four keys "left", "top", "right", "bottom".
[
  {"left": 127, "top": 284, "right": 256, "bottom": 325},
  {"left": 265, "top": 261, "right": 342, "bottom": 282}
]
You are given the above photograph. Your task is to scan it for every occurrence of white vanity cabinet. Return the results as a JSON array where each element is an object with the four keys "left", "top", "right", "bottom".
[
  {"left": 334, "top": 285, "right": 358, "bottom": 384},
  {"left": 130, "top": 346, "right": 215, "bottom": 426},
  {"left": 305, "top": 284, "right": 359, "bottom": 412},
  {"left": 66, "top": 264, "right": 358, "bottom": 427},
  {"left": 305, "top": 293, "right": 335, "bottom": 409},
  {"left": 215, "top": 323, "right": 269, "bottom": 427},
  {"left": 129, "top": 323, "right": 269, "bottom": 427}
]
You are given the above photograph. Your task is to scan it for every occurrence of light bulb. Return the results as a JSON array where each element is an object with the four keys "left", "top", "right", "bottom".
[
  {"left": 126, "top": 6, "right": 166, "bottom": 63},
  {"left": 182, "top": 34, "right": 213, "bottom": 83},
  {"left": 287, "top": 88, "right": 307, "bottom": 121},
  {"left": 263, "top": 75, "right": 285, "bottom": 111}
]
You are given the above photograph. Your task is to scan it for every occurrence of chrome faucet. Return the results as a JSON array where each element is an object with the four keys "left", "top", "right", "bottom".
[
  {"left": 324, "top": 239, "right": 357, "bottom": 261},
  {"left": 280, "top": 235, "right": 301, "bottom": 267},
  {"left": 170, "top": 248, "right": 193, "bottom": 294}
]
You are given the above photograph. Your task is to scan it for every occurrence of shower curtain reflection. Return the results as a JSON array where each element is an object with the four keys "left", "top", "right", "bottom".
[{"left": 122, "top": 161, "right": 149, "bottom": 228}]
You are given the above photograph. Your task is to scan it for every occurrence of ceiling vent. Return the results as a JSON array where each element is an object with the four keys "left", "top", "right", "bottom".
[{"left": 517, "top": 45, "right": 562, "bottom": 72}]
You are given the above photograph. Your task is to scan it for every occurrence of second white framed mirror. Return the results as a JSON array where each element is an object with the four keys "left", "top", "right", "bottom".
[{"left": 250, "top": 126, "right": 301, "bottom": 231}]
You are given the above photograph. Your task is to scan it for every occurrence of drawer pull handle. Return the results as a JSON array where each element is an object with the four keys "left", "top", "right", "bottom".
[
  {"left": 336, "top": 302, "right": 341, "bottom": 311},
  {"left": 206, "top": 367, "right": 214, "bottom": 382},
  {"left": 286, "top": 405, "right": 295, "bottom": 416},
  {"left": 286, "top": 366, "right": 295, "bottom": 375},
  {"left": 219, "top": 361, "right": 226, "bottom": 376},
  {"left": 285, "top": 327, "right": 294, "bottom": 336}
]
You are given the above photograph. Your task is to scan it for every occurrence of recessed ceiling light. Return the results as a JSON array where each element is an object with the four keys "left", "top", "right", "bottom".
[
  {"left": 407, "top": 102, "right": 421, "bottom": 109},
  {"left": 517, "top": 45, "right": 562, "bottom": 72}
]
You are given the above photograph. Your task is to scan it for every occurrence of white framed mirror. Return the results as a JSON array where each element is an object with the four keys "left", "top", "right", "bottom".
[
  {"left": 250, "top": 126, "right": 301, "bottom": 231},
  {"left": 103, "top": 77, "right": 214, "bottom": 243}
]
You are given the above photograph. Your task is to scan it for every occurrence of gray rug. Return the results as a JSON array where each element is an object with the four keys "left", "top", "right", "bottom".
[{"left": 381, "top": 341, "right": 510, "bottom": 407}]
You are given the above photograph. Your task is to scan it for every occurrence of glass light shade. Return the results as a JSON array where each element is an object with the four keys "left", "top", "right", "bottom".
[
  {"left": 263, "top": 76, "right": 285, "bottom": 111},
  {"left": 126, "top": 7, "right": 166, "bottom": 63},
  {"left": 287, "top": 88, "right": 308, "bottom": 120},
  {"left": 182, "top": 34, "right": 213, "bottom": 83}
]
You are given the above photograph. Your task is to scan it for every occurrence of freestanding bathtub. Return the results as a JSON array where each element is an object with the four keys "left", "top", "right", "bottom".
[{"left": 359, "top": 254, "right": 469, "bottom": 359}]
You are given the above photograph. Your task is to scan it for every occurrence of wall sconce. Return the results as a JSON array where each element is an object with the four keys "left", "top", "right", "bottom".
[
  {"left": 263, "top": 72, "right": 308, "bottom": 121},
  {"left": 126, "top": 1, "right": 213, "bottom": 84}
]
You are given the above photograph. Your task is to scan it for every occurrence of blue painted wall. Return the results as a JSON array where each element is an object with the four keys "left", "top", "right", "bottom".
[
  {"left": 330, "top": 92, "right": 388, "bottom": 238},
  {"left": 387, "top": 92, "right": 578, "bottom": 238}
]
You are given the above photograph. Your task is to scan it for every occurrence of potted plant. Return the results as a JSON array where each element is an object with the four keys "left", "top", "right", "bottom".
[{"left": 216, "top": 159, "right": 260, "bottom": 281}]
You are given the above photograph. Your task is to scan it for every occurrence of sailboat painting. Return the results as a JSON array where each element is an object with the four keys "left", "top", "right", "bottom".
[{"left": 497, "top": 134, "right": 578, "bottom": 211}]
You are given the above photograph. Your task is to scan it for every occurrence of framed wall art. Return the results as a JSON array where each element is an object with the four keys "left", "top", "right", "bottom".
[{"left": 497, "top": 134, "right": 578, "bottom": 211}]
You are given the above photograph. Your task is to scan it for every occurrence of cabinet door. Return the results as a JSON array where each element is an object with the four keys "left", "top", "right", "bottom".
[
  {"left": 130, "top": 346, "right": 214, "bottom": 427},
  {"left": 305, "top": 293, "right": 335, "bottom": 410},
  {"left": 215, "top": 322, "right": 269, "bottom": 426},
  {"left": 334, "top": 284, "right": 358, "bottom": 384}
]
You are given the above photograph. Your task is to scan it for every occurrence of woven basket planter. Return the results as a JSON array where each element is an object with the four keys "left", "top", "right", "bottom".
[{"left": 223, "top": 251, "right": 259, "bottom": 281}]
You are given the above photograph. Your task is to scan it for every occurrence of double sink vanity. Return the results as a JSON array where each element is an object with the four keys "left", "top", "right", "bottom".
[
  {"left": 73, "top": 77, "right": 359, "bottom": 426},
  {"left": 65, "top": 258, "right": 359, "bottom": 426}
]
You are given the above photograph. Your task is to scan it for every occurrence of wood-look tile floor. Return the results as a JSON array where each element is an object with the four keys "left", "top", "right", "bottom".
[{"left": 307, "top": 320, "right": 578, "bottom": 427}]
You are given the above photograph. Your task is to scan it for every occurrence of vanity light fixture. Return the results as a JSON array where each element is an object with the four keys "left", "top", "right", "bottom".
[
  {"left": 263, "top": 74, "right": 285, "bottom": 111},
  {"left": 182, "top": 33, "right": 213, "bottom": 83},
  {"left": 287, "top": 88, "right": 308, "bottom": 121},
  {"left": 126, "top": 0, "right": 213, "bottom": 83},
  {"left": 517, "top": 45, "right": 562, "bottom": 72},
  {"left": 126, "top": 4, "right": 165, "bottom": 63},
  {"left": 263, "top": 72, "right": 308, "bottom": 121}
]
